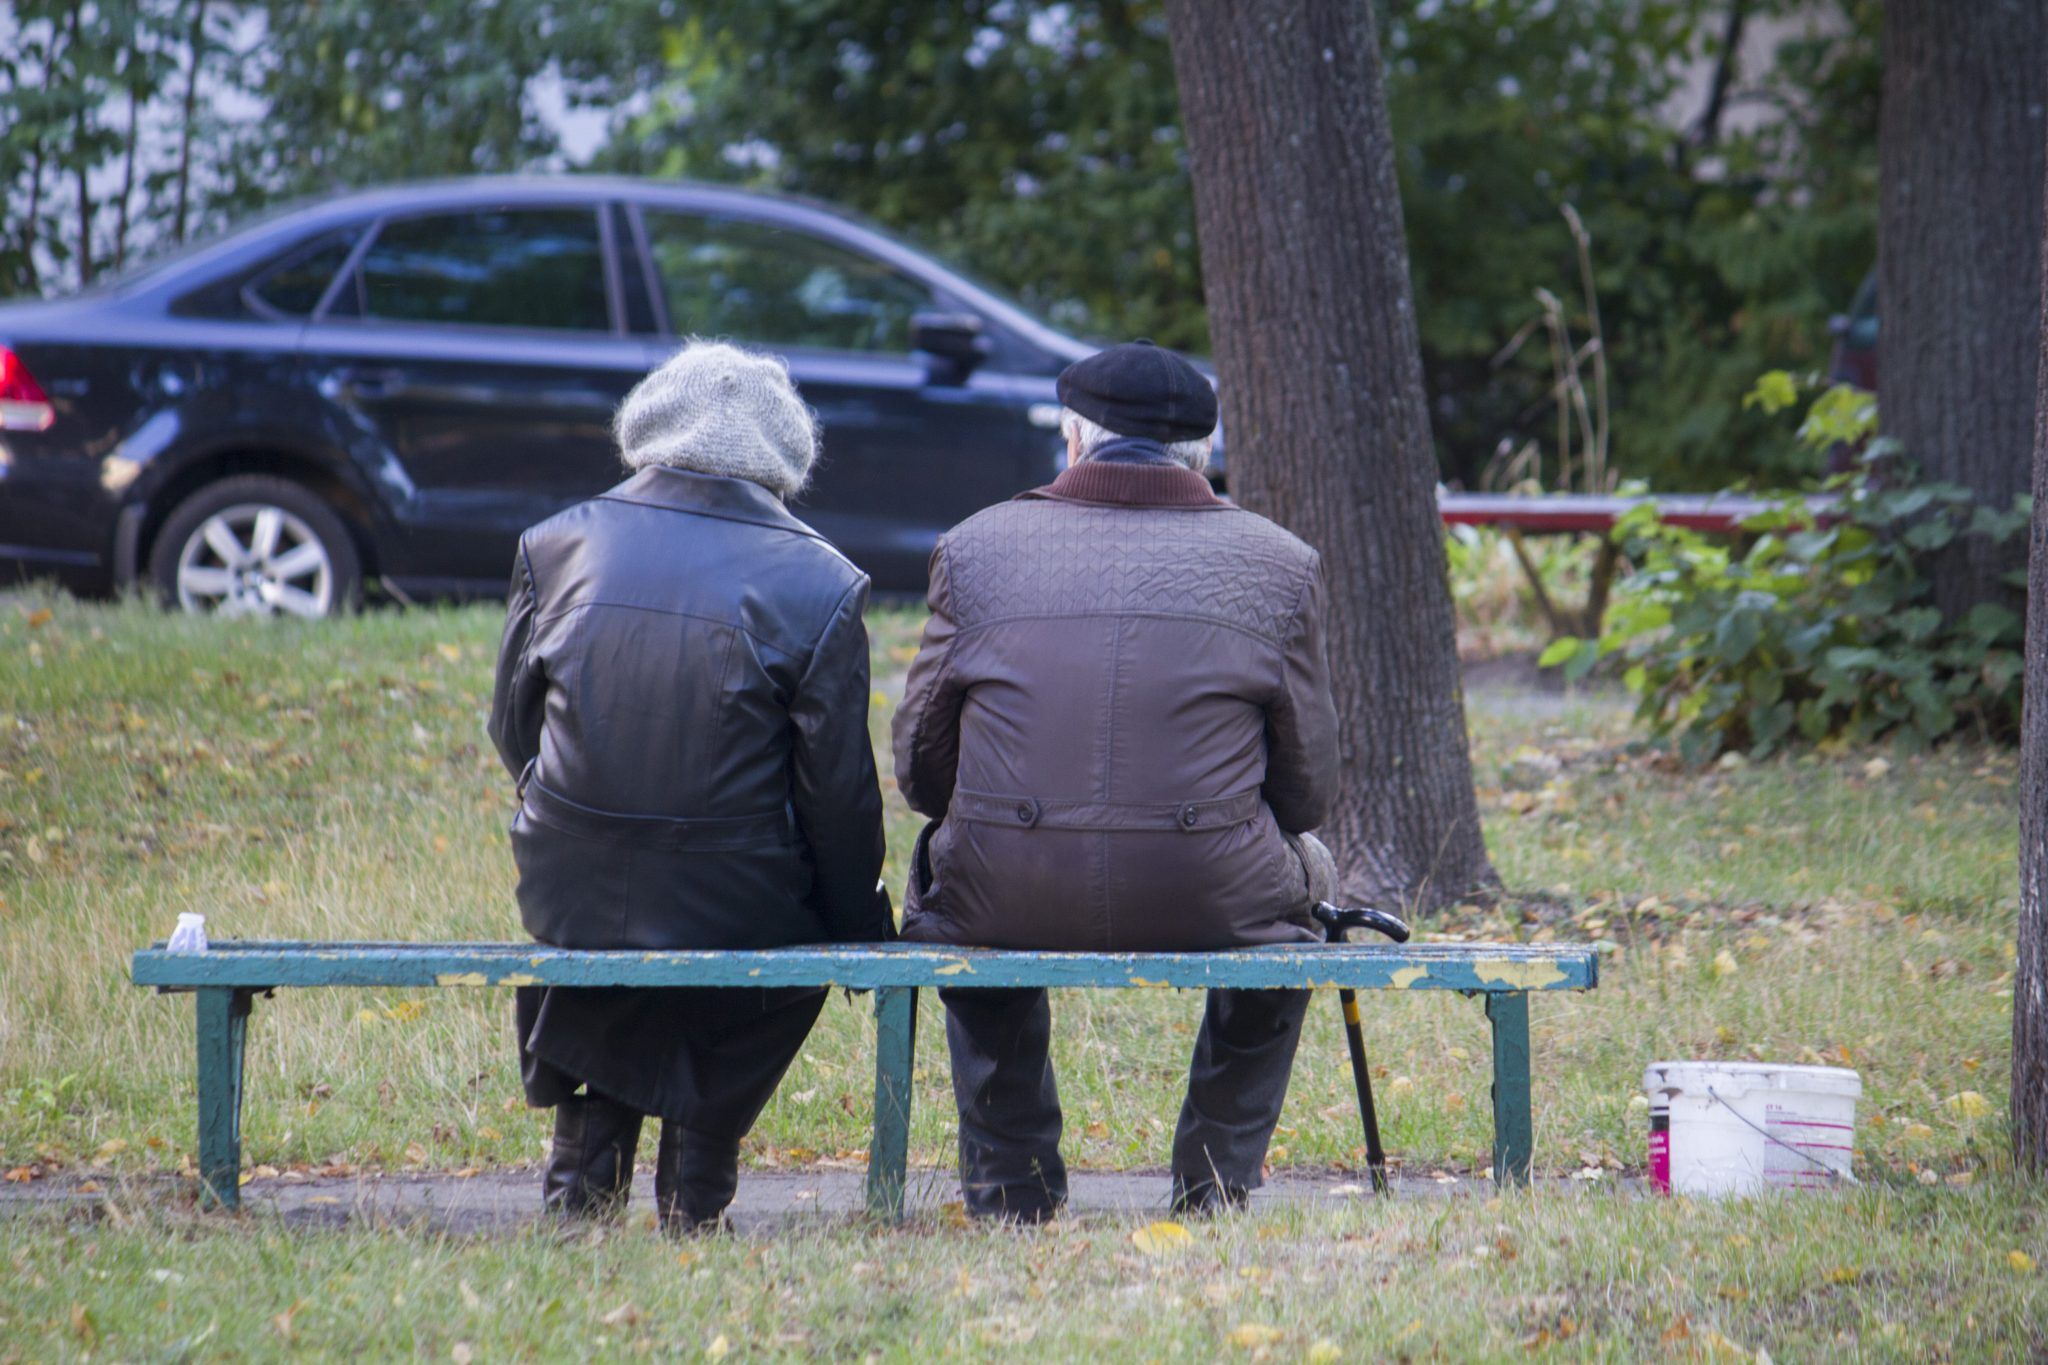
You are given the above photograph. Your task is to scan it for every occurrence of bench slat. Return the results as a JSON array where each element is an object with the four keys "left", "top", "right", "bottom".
[{"left": 132, "top": 941, "right": 1596, "bottom": 993}]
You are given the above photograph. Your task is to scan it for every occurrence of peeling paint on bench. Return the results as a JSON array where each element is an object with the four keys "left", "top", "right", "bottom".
[{"left": 1473, "top": 958, "right": 1570, "bottom": 990}]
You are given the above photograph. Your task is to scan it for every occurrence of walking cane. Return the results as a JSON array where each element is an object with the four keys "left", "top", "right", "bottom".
[{"left": 1309, "top": 901, "right": 1411, "bottom": 1195}]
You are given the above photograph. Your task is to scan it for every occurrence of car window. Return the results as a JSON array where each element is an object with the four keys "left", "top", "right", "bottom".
[
  {"left": 641, "top": 211, "right": 933, "bottom": 353},
  {"left": 247, "top": 229, "right": 361, "bottom": 317},
  {"left": 354, "top": 208, "right": 609, "bottom": 332}
]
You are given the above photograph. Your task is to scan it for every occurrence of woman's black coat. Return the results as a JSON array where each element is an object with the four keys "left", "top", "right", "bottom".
[{"left": 488, "top": 465, "right": 890, "bottom": 1116}]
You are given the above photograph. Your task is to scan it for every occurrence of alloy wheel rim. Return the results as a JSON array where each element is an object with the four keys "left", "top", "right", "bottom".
[{"left": 175, "top": 503, "right": 334, "bottom": 618}]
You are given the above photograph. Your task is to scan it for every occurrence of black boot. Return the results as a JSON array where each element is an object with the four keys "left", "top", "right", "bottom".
[
  {"left": 1168, "top": 1173, "right": 1250, "bottom": 1217},
  {"left": 655, "top": 1125, "right": 739, "bottom": 1235},
  {"left": 543, "top": 1093, "right": 644, "bottom": 1219}
]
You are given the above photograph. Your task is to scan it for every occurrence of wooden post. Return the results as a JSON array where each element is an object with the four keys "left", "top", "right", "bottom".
[
  {"left": 1486, "top": 992, "right": 1533, "bottom": 1185},
  {"left": 865, "top": 986, "right": 918, "bottom": 1219},
  {"left": 195, "top": 987, "right": 253, "bottom": 1210}
]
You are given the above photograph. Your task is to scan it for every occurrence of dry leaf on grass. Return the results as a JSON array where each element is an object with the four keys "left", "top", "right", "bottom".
[
  {"left": 1131, "top": 1221, "right": 1192, "bottom": 1254},
  {"left": 1942, "top": 1091, "right": 1992, "bottom": 1120},
  {"left": 1224, "top": 1323, "right": 1284, "bottom": 1350}
]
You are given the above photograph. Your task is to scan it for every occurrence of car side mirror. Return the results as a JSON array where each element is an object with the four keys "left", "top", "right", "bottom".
[{"left": 912, "top": 312, "right": 990, "bottom": 384}]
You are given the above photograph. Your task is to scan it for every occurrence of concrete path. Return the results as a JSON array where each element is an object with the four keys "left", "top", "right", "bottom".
[{"left": 2, "top": 1166, "right": 1633, "bottom": 1235}]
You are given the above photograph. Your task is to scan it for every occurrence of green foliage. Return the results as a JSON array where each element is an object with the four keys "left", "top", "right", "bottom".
[
  {"left": 1549, "top": 376, "right": 2027, "bottom": 762},
  {"left": 0, "top": 0, "right": 661, "bottom": 297},
  {"left": 610, "top": 3, "right": 1198, "bottom": 348},
  {"left": 626, "top": 0, "right": 1880, "bottom": 489}
]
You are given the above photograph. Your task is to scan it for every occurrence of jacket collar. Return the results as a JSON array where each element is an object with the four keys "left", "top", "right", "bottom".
[
  {"left": 1023, "top": 457, "right": 1227, "bottom": 509},
  {"left": 599, "top": 466, "right": 828, "bottom": 540}
]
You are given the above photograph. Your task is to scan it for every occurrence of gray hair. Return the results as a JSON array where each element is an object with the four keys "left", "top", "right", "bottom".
[
  {"left": 615, "top": 340, "right": 821, "bottom": 498},
  {"left": 1059, "top": 408, "right": 1213, "bottom": 473}
]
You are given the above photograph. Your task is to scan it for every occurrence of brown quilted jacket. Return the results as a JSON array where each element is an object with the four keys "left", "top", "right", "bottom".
[{"left": 891, "top": 457, "right": 1339, "bottom": 950}]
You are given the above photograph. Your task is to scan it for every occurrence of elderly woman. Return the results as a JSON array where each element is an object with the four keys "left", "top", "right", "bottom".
[{"left": 488, "top": 341, "right": 889, "bottom": 1233}]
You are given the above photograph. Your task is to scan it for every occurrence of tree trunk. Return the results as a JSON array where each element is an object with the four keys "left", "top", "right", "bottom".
[
  {"left": 2015, "top": 146, "right": 2048, "bottom": 1177},
  {"left": 1879, "top": 0, "right": 2048, "bottom": 618},
  {"left": 1164, "top": 0, "right": 1497, "bottom": 911},
  {"left": 69, "top": 0, "right": 94, "bottom": 287},
  {"left": 174, "top": 0, "right": 207, "bottom": 245}
]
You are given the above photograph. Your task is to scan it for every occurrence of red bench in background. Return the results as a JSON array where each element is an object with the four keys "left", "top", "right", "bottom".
[{"left": 1436, "top": 491, "right": 1835, "bottom": 639}]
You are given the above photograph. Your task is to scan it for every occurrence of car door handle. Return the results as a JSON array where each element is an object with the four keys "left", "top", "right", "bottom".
[{"left": 338, "top": 366, "right": 406, "bottom": 399}]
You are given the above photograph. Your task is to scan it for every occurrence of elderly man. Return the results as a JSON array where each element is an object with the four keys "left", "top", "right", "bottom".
[
  {"left": 489, "top": 341, "right": 890, "bottom": 1234},
  {"left": 893, "top": 340, "right": 1340, "bottom": 1221}
]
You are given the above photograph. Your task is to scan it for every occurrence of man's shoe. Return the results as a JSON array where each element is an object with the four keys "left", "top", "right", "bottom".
[
  {"left": 542, "top": 1094, "right": 644, "bottom": 1218},
  {"left": 655, "top": 1126, "right": 740, "bottom": 1236}
]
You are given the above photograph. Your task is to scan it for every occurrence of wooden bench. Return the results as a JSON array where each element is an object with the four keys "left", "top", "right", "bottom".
[{"left": 131, "top": 939, "right": 1598, "bottom": 1216}]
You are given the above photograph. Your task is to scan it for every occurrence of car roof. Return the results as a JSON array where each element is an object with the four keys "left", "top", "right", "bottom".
[{"left": 112, "top": 175, "right": 1091, "bottom": 362}]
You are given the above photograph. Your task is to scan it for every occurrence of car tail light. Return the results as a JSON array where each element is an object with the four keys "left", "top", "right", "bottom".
[{"left": 0, "top": 347, "right": 56, "bottom": 431}]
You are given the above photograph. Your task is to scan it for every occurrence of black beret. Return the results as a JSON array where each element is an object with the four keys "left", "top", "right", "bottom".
[{"left": 1056, "top": 340, "right": 1217, "bottom": 443}]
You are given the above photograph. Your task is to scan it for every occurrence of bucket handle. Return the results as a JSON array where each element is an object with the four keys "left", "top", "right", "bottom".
[{"left": 1706, "top": 1087, "right": 1859, "bottom": 1186}]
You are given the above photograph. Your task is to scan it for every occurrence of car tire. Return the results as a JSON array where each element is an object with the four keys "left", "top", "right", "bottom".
[{"left": 148, "top": 475, "right": 363, "bottom": 619}]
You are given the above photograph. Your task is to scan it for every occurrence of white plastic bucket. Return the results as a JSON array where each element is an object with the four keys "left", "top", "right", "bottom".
[{"left": 1642, "top": 1061, "right": 1860, "bottom": 1197}]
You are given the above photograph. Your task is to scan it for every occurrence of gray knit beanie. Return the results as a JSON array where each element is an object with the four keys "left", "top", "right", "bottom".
[{"left": 615, "top": 341, "right": 820, "bottom": 498}]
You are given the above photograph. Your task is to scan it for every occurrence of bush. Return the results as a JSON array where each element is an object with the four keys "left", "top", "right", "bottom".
[{"left": 1542, "top": 378, "right": 2029, "bottom": 762}]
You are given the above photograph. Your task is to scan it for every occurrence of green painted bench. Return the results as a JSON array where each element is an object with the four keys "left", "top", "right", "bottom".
[{"left": 131, "top": 939, "right": 1598, "bottom": 1215}]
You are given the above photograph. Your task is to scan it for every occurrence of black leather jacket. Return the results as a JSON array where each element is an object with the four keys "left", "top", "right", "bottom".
[{"left": 489, "top": 466, "right": 890, "bottom": 950}]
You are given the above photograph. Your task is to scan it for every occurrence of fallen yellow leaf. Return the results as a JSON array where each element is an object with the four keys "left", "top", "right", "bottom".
[
  {"left": 1823, "top": 1265, "right": 1860, "bottom": 1285},
  {"left": 1711, "top": 950, "right": 1739, "bottom": 980},
  {"left": 25, "top": 608, "right": 52, "bottom": 629},
  {"left": 706, "top": 1333, "right": 731, "bottom": 1360},
  {"left": 1943, "top": 1091, "right": 1993, "bottom": 1120},
  {"left": 1132, "top": 1220, "right": 1192, "bottom": 1254},
  {"left": 2010, "top": 1251, "right": 2037, "bottom": 1274},
  {"left": 1224, "top": 1323, "right": 1284, "bottom": 1350},
  {"left": 437, "top": 643, "right": 463, "bottom": 663},
  {"left": 1307, "top": 1341, "right": 1341, "bottom": 1364}
]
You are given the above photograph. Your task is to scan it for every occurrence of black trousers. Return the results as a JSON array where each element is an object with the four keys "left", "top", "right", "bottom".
[
  {"left": 518, "top": 984, "right": 825, "bottom": 1138},
  {"left": 938, "top": 986, "right": 1312, "bottom": 1218}
]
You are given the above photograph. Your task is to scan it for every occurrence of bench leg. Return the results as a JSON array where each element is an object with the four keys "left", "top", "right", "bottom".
[
  {"left": 196, "top": 987, "right": 254, "bottom": 1211},
  {"left": 1486, "top": 991, "right": 1533, "bottom": 1186},
  {"left": 865, "top": 986, "right": 918, "bottom": 1220}
]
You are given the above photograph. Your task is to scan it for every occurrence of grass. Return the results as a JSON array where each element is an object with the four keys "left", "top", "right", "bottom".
[
  {"left": 4, "top": 1187, "right": 2042, "bottom": 1360},
  {"left": 1, "top": 589, "right": 2040, "bottom": 1357}
]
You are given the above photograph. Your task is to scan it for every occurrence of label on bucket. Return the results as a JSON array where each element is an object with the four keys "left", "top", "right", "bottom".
[
  {"left": 1762, "top": 1101, "right": 1853, "bottom": 1188},
  {"left": 1648, "top": 1105, "right": 1671, "bottom": 1195}
]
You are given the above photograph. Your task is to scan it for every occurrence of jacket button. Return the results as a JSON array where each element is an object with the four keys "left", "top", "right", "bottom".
[
  {"left": 1181, "top": 805, "right": 1200, "bottom": 828},
  {"left": 1016, "top": 802, "right": 1035, "bottom": 824}
]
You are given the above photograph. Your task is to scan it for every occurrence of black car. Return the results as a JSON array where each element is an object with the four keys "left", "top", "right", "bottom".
[{"left": 0, "top": 176, "right": 1116, "bottom": 615}]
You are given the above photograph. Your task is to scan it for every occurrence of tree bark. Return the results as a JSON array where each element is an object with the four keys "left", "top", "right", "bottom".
[
  {"left": 116, "top": 49, "right": 141, "bottom": 272},
  {"left": 1164, "top": 0, "right": 1496, "bottom": 910},
  {"left": 2015, "top": 141, "right": 2048, "bottom": 1177},
  {"left": 69, "top": 0, "right": 94, "bottom": 287},
  {"left": 1879, "top": 0, "right": 2048, "bottom": 618},
  {"left": 174, "top": 0, "right": 207, "bottom": 245}
]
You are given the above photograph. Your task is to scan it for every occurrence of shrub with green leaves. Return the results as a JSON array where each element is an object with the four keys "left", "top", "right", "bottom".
[{"left": 1541, "top": 376, "right": 2029, "bottom": 762}]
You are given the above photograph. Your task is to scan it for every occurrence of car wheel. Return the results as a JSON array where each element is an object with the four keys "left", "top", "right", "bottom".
[{"left": 149, "top": 475, "right": 362, "bottom": 619}]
